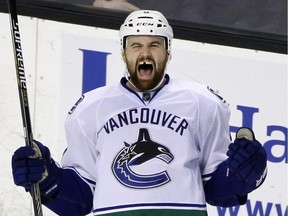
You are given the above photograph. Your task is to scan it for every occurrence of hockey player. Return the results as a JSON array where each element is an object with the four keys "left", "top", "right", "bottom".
[{"left": 12, "top": 10, "right": 267, "bottom": 216}]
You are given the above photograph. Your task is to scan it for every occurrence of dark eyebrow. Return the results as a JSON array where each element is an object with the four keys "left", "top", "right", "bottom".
[
  {"left": 151, "top": 40, "right": 162, "bottom": 45},
  {"left": 128, "top": 38, "right": 165, "bottom": 47},
  {"left": 129, "top": 42, "right": 142, "bottom": 47}
]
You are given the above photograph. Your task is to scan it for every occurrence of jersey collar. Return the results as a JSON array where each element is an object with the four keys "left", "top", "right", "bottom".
[{"left": 120, "top": 74, "right": 170, "bottom": 104}]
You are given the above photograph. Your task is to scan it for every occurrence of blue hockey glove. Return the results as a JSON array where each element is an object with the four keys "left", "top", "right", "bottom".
[
  {"left": 205, "top": 127, "right": 267, "bottom": 207},
  {"left": 12, "top": 140, "right": 62, "bottom": 199},
  {"left": 12, "top": 141, "right": 94, "bottom": 215},
  {"left": 226, "top": 127, "right": 267, "bottom": 195}
]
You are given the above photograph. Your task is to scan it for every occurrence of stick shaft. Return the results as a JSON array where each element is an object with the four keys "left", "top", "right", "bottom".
[{"left": 7, "top": 0, "right": 43, "bottom": 215}]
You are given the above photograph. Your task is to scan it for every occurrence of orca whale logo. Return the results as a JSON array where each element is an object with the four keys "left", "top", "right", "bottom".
[{"left": 112, "top": 128, "right": 174, "bottom": 189}]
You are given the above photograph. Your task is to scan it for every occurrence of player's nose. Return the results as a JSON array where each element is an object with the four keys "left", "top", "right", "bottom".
[{"left": 139, "top": 46, "right": 152, "bottom": 58}]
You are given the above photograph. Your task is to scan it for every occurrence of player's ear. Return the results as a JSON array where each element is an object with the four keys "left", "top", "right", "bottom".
[
  {"left": 168, "top": 53, "right": 172, "bottom": 61},
  {"left": 122, "top": 51, "right": 126, "bottom": 62},
  {"left": 167, "top": 52, "right": 172, "bottom": 62}
]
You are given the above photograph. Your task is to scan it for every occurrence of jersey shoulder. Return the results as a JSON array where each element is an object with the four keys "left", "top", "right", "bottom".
[
  {"left": 169, "top": 78, "right": 229, "bottom": 106},
  {"left": 67, "top": 82, "right": 120, "bottom": 116}
]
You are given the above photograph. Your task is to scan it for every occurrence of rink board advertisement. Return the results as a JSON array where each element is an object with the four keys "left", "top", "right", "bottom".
[{"left": 0, "top": 13, "right": 287, "bottom": 215}]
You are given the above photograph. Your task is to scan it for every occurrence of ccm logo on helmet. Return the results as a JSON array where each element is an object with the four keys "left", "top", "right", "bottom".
[{"left": 136, "top": 22, "right": 154, "bottom": 26}]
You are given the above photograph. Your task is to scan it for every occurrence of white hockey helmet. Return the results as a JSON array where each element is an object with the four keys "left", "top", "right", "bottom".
[{"left": 120, "top": 10, "right": 173, "bottom": 53}]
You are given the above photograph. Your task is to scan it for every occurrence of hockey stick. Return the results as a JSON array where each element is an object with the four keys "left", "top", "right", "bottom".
[{"left": 7, "top": 0, "right": 43, "bottom": 215}]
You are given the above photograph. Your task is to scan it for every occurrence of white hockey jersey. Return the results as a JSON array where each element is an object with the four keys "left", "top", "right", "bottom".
[{"left": 62, "top": 75, "right": 231, "bottom": 216}]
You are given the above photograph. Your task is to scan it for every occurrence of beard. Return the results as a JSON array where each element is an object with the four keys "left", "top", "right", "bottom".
[{"left": 125, "top": 55, "right": 168, "bottom": 91}]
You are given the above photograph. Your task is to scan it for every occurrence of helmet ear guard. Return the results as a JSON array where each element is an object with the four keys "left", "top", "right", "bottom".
[{"left": 120, "top": 10, "right": 173, "bottom": 53}]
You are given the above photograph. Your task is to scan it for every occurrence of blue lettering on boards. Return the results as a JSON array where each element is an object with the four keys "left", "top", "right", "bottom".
[{"left": 79, "top": 49, "right": 111, "bottom": 93}]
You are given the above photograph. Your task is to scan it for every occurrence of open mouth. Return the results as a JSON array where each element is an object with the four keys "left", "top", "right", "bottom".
[{"left": 138, "top": 61, "right": 153, "bottom": 78}]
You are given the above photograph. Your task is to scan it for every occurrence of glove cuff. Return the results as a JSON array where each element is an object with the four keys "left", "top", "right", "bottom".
[{"left": 39, "top": 159, "right": 63, "bottom": 200}]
